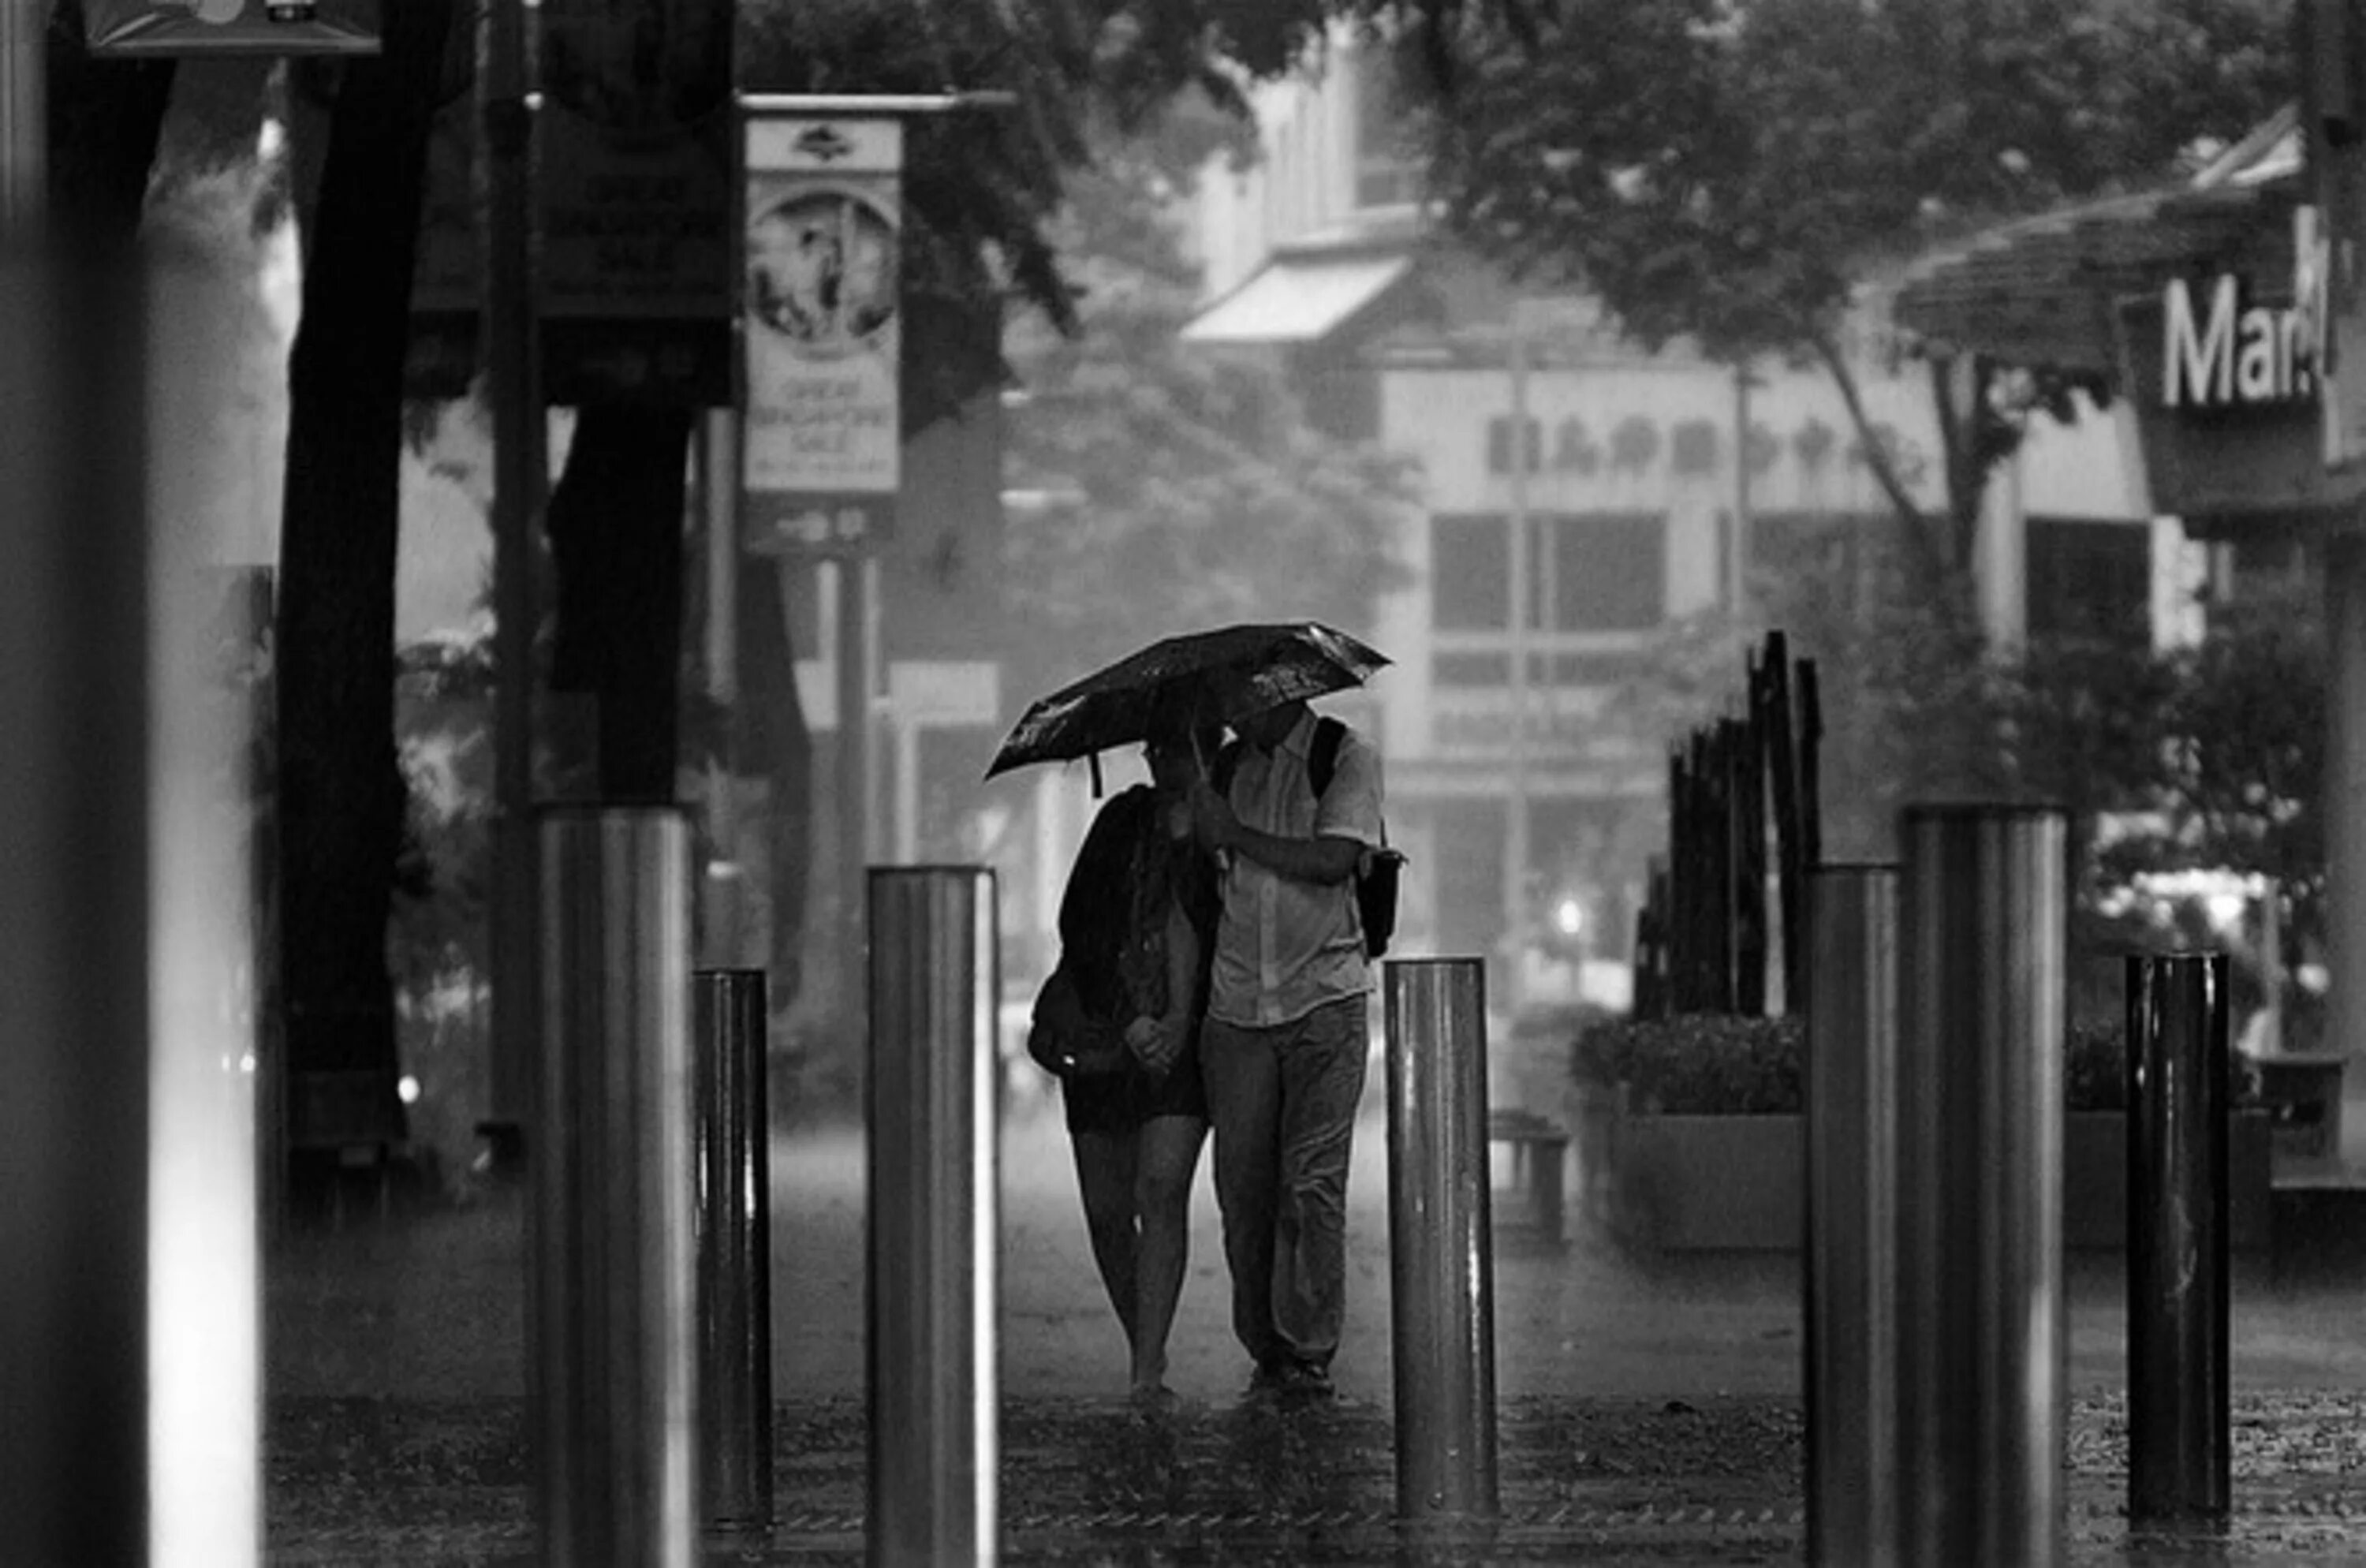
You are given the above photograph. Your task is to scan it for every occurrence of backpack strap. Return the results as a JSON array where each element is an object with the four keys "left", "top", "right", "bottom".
[
  {"left": 1308, "top": 715, "right": 1344, "bottom": 800},
  {"left": 1307, "top": 715, "right": 1386, "bottom": 847},
  {"left": 1210, "top": 737, "right": 1243, "bottom": 799}
]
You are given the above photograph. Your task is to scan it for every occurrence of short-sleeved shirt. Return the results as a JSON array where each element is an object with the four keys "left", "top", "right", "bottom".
[{"left": 1207, "top": 707, "right": 1383, "bottom": 1029}]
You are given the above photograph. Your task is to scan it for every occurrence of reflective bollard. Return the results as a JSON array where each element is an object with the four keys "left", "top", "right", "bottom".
[
  {"left": 868, "top": 868, "right": 998, "bottom": 1566},
  {"left": 695, "top": 969, "right": 773, "bottom": 1533},
  {"left": 535, "top": 808, "right": 696, "bottom": 1568},
  {"left": 1385, "top": 958, "right": 1501, "bottom": 1533},
  {"left": 0, "top": 244, "right": 152, "bottom": 1568},
  {"left": 1804, "top": 864, "right": 1900, "bottom": 1565},
  {"left": 1898, "top": 805, "right": 2067, "bottom": 1567},
  {"left": 2126, "top": 952, "right": 2230, "bottom": 1525}
]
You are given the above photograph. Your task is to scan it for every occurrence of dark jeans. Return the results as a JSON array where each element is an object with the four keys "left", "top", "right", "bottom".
[{"left": 1200, "top": 995, "right": 1369, "bottom": 1372}]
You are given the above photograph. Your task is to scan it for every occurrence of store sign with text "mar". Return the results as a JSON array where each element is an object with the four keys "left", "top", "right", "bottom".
[
  {"left": 740, "top": 115, "right": 902, "bottom": 554},
  {"left": 2117, "top": 203, "right": 2366, "bottom": 521}
]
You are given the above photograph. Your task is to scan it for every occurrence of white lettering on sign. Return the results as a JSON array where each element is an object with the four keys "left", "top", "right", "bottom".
[{"left": 2162, "top": 207, "right": 2333, "bottom": 412}]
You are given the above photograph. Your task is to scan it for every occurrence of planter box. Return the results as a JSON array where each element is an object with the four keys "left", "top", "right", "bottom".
[
  {"left": 1610, "top": 1111, "right": 1802, "bottom": 1251},
  {"left": 1604, "top": 1101, "right": 2273, "bottom": 1253}
]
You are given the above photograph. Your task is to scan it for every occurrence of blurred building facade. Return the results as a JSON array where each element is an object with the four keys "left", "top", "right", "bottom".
[{"left": 1174, "top": 32, "right": 2172, "bottom": 1014}]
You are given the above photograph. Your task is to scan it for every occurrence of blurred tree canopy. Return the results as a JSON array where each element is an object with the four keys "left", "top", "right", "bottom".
[
  {"left": 1398, "top": 0, "right": 2288, "bottom": 577},
  {"left": 1996, "top": 583, "right": 2327, "bottom": 1029},
  {"left": 996, "top": 125, "right": 1418, "bottom": 698}
]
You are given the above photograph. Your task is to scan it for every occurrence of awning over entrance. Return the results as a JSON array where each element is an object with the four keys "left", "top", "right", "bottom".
[
  {"left": 1181, "top": 253, "right": 1413, "bottom": 347},
  {"left": 1890, "top": 180, "right": 2296, "bottom": 375},
  {"left": 1890, "top": 110, "right": 2300, "bottom": 374}
]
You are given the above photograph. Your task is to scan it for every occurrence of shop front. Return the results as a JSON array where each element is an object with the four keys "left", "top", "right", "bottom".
[{"left": 1894, "top": 111, "right": 2366, "bottom": 1163}]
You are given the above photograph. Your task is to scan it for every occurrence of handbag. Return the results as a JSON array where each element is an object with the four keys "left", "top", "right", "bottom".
[{"left": 1026, "top": 964, "right": 1129, "bottom": 1077}]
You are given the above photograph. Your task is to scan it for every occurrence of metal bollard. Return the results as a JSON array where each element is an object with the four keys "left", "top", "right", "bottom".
[
  {"left": 1385, "top": 958, "right": 1501, "bottom": 1531},
  {"left": 0, "top": 245, "right": 151, "bottom": 1568},
  {"left": 868, "top": 868, "right": 999, "bottom": 1566},
  {"left": 534, "top": 808, "right": 697, "bottom": 1568},
  {"left": 1897, "top": 805, "right": 2068, "bottom": 1566},
  {"left": 1804, "top": 864, "right": 1901, "bottom": 1566},
  {"left": 694, "top": 969, "right": 773, "bottom": 1532},
  {"left": 2126, "top": 953, "right": 2230, "bottom": 1525}
]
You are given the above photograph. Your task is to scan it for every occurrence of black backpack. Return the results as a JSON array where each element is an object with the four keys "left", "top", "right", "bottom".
[{"left": 1212, "top": 716, "right": 1403, "bottom": 959}]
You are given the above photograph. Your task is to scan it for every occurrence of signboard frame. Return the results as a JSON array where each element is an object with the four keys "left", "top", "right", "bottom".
[
  {"left": 84, "top": 0, "right": 379, "bottom": 56},
  {"left": 737, "top": 106, "right": 905, "bottom": 558}
]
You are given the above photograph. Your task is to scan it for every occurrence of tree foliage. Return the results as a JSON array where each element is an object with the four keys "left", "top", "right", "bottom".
[
  {"left": 997, "top": 131, "right": 1417, "bottom": 698},
  {"left": 1405, "top": 0, "right": 2287, "bottom": 571},
  {"left": 1417, "top": 0, "right": 2284, "bottom": 358}
]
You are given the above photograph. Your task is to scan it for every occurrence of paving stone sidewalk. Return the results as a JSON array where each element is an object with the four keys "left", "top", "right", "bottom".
[
  {"left": 264, "top": 1389, "right": 2366, "bottom": 1565},
  {"left": 263, "top": 1113, "right": 2366, "bottom": 1563}
]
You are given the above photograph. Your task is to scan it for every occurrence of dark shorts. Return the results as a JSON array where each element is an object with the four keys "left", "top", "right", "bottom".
[{"left": 1062, "top": 1038, "right": 1208, "bottom": 1136}]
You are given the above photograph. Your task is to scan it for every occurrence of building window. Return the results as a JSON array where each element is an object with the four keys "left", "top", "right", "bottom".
[
  {"left": 2026, "top": 517, "right": 2148, "bottom": 648},
  {"left": 1434, "top": 511, "right": 1666, "bottom": 637},
  {"left": 1431, "top": 513, "right": 1510, "bottom": 629},
  {"left": 1670, "top": 420, "right": 1719, "bottom": 476},
  {"left": 1539, "top": 512, "right": 1666, "bottom": 631},
  {"left": 1432, "top": 651, "right": 1512, "bottom": 686},
  {"left": 2226, "top": 534, "right": 2314, "bottom": 602},
  {"left": 1486, "top": 416, "right": 1543, "bottom": 474}
]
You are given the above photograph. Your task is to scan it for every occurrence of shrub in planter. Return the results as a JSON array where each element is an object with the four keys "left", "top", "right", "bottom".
[
  {"left": 1570, "top": 1013, "right": 1804, "bottom": 1114},
  {"left": 2063, "top": 1017, "right": 2264, "bottom": 1113},
  {"left": 1575, "top": 1014, "right": 2262, "bottom": 1114}
]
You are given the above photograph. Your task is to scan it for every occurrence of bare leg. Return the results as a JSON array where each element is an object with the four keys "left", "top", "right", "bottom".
[
  {"left": 1128, "top": 1113, "right": 1208, "bottom": 1396},
  {"left": 1070, "top": 1127, "right": 1143, "bottom": 1355}
]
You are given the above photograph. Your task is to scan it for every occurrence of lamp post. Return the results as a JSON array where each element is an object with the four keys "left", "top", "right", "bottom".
[
  {"left": 1504, "top": 303, "right": 1534, "bottom": 1006},
  {"left": 482, "top": 0, "right": 542, "bottom": 1167},
  {"left": 0, "top": 0, "right": 40, "bottom": 229}
]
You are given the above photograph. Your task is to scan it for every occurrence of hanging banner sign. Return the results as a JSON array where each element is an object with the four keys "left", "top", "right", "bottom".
[
  {"left": 405, "top": 2, "right": 733, "bottom": 404},
  {"left": 85, "top": 0, "right": 379, "bottom": 55},
  {"left": 740, "top": 114, "right": 902, "bottom": 553}
]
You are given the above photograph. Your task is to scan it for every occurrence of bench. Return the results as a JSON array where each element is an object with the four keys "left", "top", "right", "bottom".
[
  {"left": 1488, "top": 1107, "right": 1570, "bottom": 1247},
  {"left": 2249, "top": 1051, "right": 2348, "bottom": 1163},
  {"left": 288, "top": 1069, "right": 408, "bottom": 1229}
]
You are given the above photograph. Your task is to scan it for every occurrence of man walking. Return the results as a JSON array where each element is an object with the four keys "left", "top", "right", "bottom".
[{"left": 1190, "top": 695, "right": 1383, "bottom": 1398}]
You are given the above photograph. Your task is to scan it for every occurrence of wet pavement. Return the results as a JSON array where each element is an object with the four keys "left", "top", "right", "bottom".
[
  {"left": 264, "top": 1386, "right": 2366, "bottom": 1564},
  {"left": 263, "top": 1106, "right": 2366, "bottom": 1563}
]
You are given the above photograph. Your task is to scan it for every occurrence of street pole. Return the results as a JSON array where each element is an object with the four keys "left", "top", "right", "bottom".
[
  {"left": 834, "top": 556, "right": 874, "bottom": 1014},
  {"left": 701, "top": 411, "right": 744, "bottom": 965},
  {"left": 867, "top": 868, "right": 1000, "bottom": 1566},
  {"left": 1385, "top": 959, "right": 1501, "bottom": 1536},
  {"left": 1, "top": 211, "right": 154, "bottom": 1568},
  {"left": 1896, "top": 805, "right": 2068, "bottom": 1566},
  {"left": 483, "top": 0, "right": 543, "bottom": 1166},
  {"left": 1731, "top": 364, "right": 1752, "bottom": 614},
  {"left": 2332, "top": 532, "right": 2366, "bottom": 1166},
  {"left": 0, "top": 0, "right": 40, "bottom": 226},
  {"left": 1504, "top": 308, "right": 1532, "bottom": 1003}
]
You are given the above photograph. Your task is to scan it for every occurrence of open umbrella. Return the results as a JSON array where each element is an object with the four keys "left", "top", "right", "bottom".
[{"left": 983, "top": 621, "right": 1389, "bottom": 780}]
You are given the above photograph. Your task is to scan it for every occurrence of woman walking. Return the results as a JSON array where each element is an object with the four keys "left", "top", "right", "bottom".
[{"left": 1028, "top": 712, "right": 1219, "bottom": 1408}]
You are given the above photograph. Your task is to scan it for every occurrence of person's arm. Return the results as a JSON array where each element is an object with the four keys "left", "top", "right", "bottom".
[{"left": 1188, "top": 775, "right": 1360, "bottom": 884}]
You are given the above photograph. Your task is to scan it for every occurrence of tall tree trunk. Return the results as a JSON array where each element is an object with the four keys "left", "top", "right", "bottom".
[
  {"left": 275, "top": 0, "right": 453, "bottom": 1113},
  {"left": 546, "top": 403, "right": 692, "bottom": 801}
]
